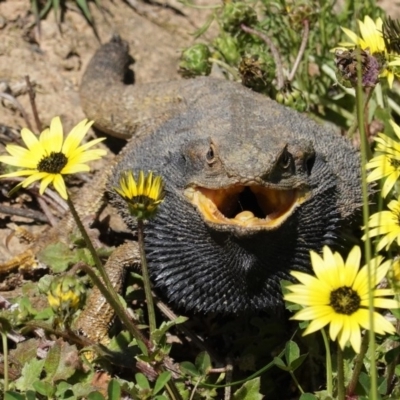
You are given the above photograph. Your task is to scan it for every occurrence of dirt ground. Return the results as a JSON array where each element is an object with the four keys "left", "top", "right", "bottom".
[
  {"left": 0, "top": 0, "right": 212, "bottom": 271},
  {"left": 0, "top": 0, "right": 399, "bottom": 285}
]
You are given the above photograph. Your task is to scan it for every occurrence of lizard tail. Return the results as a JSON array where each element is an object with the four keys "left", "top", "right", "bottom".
[{"left": 80, "top": 36, "right": 204, "bottom": 140}]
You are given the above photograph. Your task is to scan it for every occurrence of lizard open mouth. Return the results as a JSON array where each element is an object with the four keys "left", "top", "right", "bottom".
[{"left": 184, "top": 185, "right": 307, "bottom": 229}]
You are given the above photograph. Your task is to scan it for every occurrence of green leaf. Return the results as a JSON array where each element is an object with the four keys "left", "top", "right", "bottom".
[
  {"left": 232, "top": 377, "right": 263, "bottom": 400},
  {"left": 108, "top": 379, "right": 121, "bottom": 400},
  {"left": 34, "top": 307, "right": 54, "bottom": 321},
  {"left": 33, "top": 380, "right": 55, "bottom": 397},
  {"left": 54, "top": 381, "right": 73, "bottom": 398},
  {"left": 37, "top": 242, "right": 78, "bottom": 272},
  {"left": 15, "top": 358, "right": 45, "bottom": 391},
  {"left": 25, "top": 391, "right": 36, "bottom": 400},
  {"left": 135, "top": 372, "right": 150, "bottom": 389},
  {"left": 43, "top": 340, "right": 78, "bottom": 382},
  {"left": 43, "top": 338, "right": 62, "bottom": 380},
  {"left": 193, "top": 13, "right": 215, "bottom": 39},
  {"left": 273, "top": 356, "right": 289, "bottom": 371},
  {"left": 76, "top": 0, "right": 93, "bottom": 22},
  {"left": 378, "top": 377, "right": 387, "bottom": 395},
  {"left": 87, "top": 392, "right": 106, "bottom": 400},
  {"left": 180, "top": 361, "right": 200, "bottom": 376},
  {"left": 195, "top": 351, "right": 212, "bottom": 375},
  {"left": 390, "top": 308, "right": 400, "bottom": 319},
  {"left": 137, "top": 339, "right": 149, "bottom": 356},
  {"left": 299, "top": 394, "right": 318, "bottom": 400},
  {"left": 385, "top": 346, "right": 400, "bottom": 363},
  {"left": 289, "top": 353, "right": 308, "bottom": 372},
  {"left": 154, "top": 371, "right": 171, "bottom": 395},
  {"left": 395, "top": 364, "right": 400, "bottom": 376},
  {"left": 359, "top": 371, "right": 370, "bottom": 393},
  {"left": 52, "top": 0, "right": 60, "bottom": 22},
  {"left": 5, "top": 392, "right": 26, "bottom": 400},
  {"left": 285, "top": 340, "right": 300, "bottom": 365},
  {"left": 151, "top": 316, "right": 188, "bottom": 343}
]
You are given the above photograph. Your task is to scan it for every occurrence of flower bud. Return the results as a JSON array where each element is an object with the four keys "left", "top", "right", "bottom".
[
  {"left": 214, "top": 35, "right": 240, "bottom": 65},
  {"left": 48, "top": 275, "right": 86, "bottom": 315},
  {"left": 221, "top": 3, "right": 258, "bottom": 33},
  {"left": 179, "top": 44, "right": 212, "bottom": 78}
]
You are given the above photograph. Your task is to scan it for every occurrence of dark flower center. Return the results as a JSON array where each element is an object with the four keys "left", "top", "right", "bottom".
[
  {"left": 37, "top": 152, "right": 68, "bottom": 174},
  {"left": 330, "top": 286, "right": 361, "bottom": 315}
]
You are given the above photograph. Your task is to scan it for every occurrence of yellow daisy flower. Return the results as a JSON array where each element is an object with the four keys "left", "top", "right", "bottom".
[
  {"left": 366, "top": 120, "right": 400, "bottom": 198},
  {"left": 284, "top": 246, "right": 397, "bottom": 353},
  {"left": 114, "top": 170, "right": 165, "bottom": 220},
  {"left": 0, "top": 117, "right": 106, "bottom": 200},
  {"left": 364, "top": 197, "right": 400, "bottom": 251},
  {"left": 340, "top": 16, "right": 400, "bottom": 87}
]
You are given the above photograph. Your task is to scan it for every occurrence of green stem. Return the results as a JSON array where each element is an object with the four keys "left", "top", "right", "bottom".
[
  {"left": 1, "top": 331, "right": 8, "bottom": 393},
  {"left": 74, "top": 262, "right": 149, "bottom": 346},
  {"left": 337, "top": 345, "right": 345, "bottom": 400},
  {"left": 208, "top": 57, "right": 240, "bottom": 80},
  {"left": 355, "top": 51, "right": 377, "bottom": 400},
  {"left": 347, "top": 86, "right": 374, "bottom": 140},
  {"left": 289, "top": 371, "right": 304, "bottom": 395},
  {"left": 137, "top": 219, "right": 157, "bottom": 337},
  {"left": 321, "top": 328, "right": 333, "bottom": 396},
  {"left": 165, "top": 377, "right": 182, "bottom": 400},
  {"left": 347, "top": 333, "right": 369, "bottom": 396},
  {"left": 66, "top": 193, "right": 113, "bottom": 292}
]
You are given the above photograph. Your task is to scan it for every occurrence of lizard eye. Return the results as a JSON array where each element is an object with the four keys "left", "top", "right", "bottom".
[
  {"left": 206, "top": 144, "right": 216, "bottom": 164},
  {"left": 279, "top": 147, "right": 292, "bottom": 170}
]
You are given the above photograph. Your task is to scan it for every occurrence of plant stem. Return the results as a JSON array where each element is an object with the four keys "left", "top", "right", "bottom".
[
  {"left": 321, "top": 328, "right": 333, "bottom": 396},
  {"left": 347, "top": 86, "right": 374, "bottom": 140},
  {"left": 208, "top": 57, "right": 240, "bottom": 80},
  {"left": 288, "top": 20, "right": 310, "bottom": 82},
  {"left": 73, "top": 262, "right": 149, "bottom": 346},
  {"left": 355, "top": 50, "right": 377, "bottom": 400},
  {"left": 1, "top": 331, "right": 8, "bottom": 392},
  {"left": 66, "top": 192, "right": 113, "bottom": 292},
  {"left": 137, "top": 219, "right": 157, "bottom": 337},
  {"left": 289, "top": 371, "right": 304, "bottom": 395},
  {"left": 347, "top": 333, "right": 369, "bottom": 396},
  {"left": 337, "top": 345, "right": 345, "bottom": 400}
]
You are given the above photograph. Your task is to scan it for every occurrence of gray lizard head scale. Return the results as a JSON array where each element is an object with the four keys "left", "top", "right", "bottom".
[{"left": 82, "top": 37, "right": 362, "bottom": 314}]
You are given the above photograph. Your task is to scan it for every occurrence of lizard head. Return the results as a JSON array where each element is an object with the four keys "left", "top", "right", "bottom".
[{"left": 182, "top": 136, "right": 315, "bottom": 235}]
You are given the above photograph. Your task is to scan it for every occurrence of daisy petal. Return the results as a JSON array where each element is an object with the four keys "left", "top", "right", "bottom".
[
  {"left": 62, "top": 119, "right": 92, "bottom": 156},
  {"left": 53, "top": 174, "right": 68, "bottom": 199},
  {"left": 48, "top": 117, "right": 64, "bottom": 152}
]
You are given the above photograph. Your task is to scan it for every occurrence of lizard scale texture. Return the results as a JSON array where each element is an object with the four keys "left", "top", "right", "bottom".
[{"left": 80, "top": 36, "right": 362, "bottom": 314}]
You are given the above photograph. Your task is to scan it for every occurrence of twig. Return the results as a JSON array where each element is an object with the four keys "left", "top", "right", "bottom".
[
  {"left": 0, "top": 93, "right": 32, "bottom": 131},
  {"left": 224, "top": 358, "right": 233, "bottom": 400},
  {"left": 25, "top": 75, "right": 42, "bottom": 132},
  {"left": 241, "top": 24, "right": 285, "bottom": 90},
  {"left": 41, "top": 191, "right": 69, "bottom": 213},
  {"left": 36, "top": 196, "right": 58, "bottom": 227},
  {"left": 0, "top": 204, "right": 48, "bottom": 223},
  {"left": 288, "top": 20, "right": 310, "bottom": 82},
  {"left": 346, "top": 333, "right": 369, "bottom": 396},
  {"left": 1, "top": 177, "right": 68, "bottom": 214}
]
